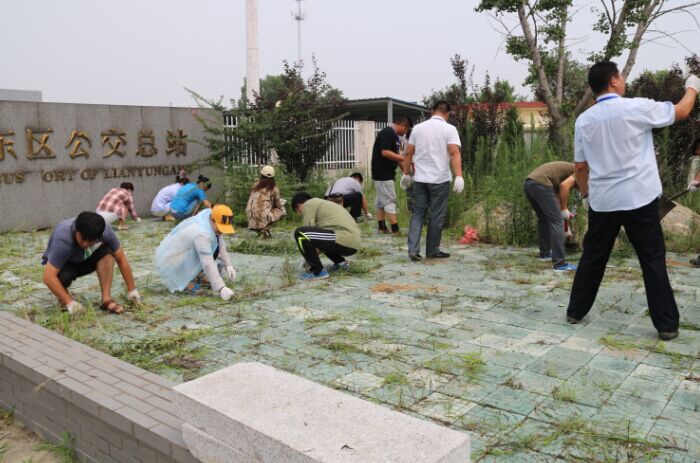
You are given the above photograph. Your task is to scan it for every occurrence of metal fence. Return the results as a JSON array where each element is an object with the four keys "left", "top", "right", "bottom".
[
  {"left": 316, "top": 119, "right": 356, "bottom": 170},
  {"left": 222, "top": 113, "right": 272, "bottom": 166},
  {"left": 222, "top": 115, "right": 364, "bottom": 170}
]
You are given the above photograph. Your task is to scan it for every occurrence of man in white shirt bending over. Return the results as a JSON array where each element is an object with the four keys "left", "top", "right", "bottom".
[
  {"left": 400, "top": 100, "right": 464, "bottom": 261},
  {"left": 567, "top": 61, "right": 700, "bottom": 341}
]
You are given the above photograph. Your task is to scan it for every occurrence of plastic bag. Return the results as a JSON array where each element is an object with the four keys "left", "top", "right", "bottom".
[{"left": 459, "top": 226, "right": 479, "bottom": 244}]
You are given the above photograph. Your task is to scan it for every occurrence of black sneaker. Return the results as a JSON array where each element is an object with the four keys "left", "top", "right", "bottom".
[
  {"left": 566, "top": 316, "right": 580, "bottom": 324},
  {"left": 690, "top": 256, "right": 700, "bottom": 267},
  {"left": 409, "top": 254, "right": 423, "bottom": 262}
]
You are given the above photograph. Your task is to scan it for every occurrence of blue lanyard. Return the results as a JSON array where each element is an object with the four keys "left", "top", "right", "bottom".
[{"left": 597, "top": 95, "right": 618, "bottom": 103}]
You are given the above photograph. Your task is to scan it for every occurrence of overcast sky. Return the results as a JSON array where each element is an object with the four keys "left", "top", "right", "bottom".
[{"left": 1, "top": 0, "right": 698, "bottom": 107}]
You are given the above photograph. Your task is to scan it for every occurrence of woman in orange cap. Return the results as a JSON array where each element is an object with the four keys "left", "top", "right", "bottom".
[{"left": 155, "top": 204, "right": 238, "bottom": 301}]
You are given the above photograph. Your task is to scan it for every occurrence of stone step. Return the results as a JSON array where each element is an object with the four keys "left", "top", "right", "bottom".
[{"left": 173, "top": 362, "right": 470, "bottom": 463}]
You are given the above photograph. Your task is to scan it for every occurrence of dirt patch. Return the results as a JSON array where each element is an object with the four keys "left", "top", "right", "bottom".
[
  {"left": 371, "top": 283, "right": 441, "bottom": 293},
  {"left": 0, "top": 420, "right": 60, "bottom": 462},
  {"left": 666, "top": 259, "right": 694, "bottom": 268}
]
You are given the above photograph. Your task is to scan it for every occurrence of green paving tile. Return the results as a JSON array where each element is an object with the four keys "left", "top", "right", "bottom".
[{"left": 2, "top": 220, "right": 698, "bottom": 461}]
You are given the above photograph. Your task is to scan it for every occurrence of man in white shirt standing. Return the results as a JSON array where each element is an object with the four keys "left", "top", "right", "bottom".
[
  {"left": 400, "top": 100, "right": 464, "bottom": 261},
  {"left": 567, "top": 61, "right": 700, "bottom": 341}
]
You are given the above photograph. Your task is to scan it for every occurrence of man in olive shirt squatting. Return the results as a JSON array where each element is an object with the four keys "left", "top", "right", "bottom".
[
  {"left": 566, "top": 62, "right": 700, "bottom": 341},
  {"left": 42, "top": 211, "right": 141, "bottom": 315},
  {"left": 291, "top": 193, "right": 362, "bottom": 280},
  {"left": 371, "top": 116, "right": 413, "bottom": 234},
  {"left": 524, "top": 161, "right": 579, "bottom": 272}
]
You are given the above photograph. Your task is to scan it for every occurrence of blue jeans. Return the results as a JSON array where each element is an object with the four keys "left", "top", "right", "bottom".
[
  {"left": 407, "top": 181, "right": 450, "bottom": 257},
  {"left": 172, "top": 200, "right": 199, "bottom": 220}
]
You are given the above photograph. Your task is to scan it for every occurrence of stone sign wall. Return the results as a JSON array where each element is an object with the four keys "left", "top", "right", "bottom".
[{"left": 0, "top": 101, "right": 212, "bottom": 232}]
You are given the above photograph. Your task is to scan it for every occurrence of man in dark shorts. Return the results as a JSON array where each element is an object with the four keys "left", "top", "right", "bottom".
[
  {"left": 42, "top": 211, "right": 141, "bottom": 315},
  {"left": 371, "top": 116, "right": 413, "bottom": 234}
]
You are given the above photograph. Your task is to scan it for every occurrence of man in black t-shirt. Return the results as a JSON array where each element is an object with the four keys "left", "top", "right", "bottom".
[{"left": 371, "top": 116, "right": 413, "bottom": 233}]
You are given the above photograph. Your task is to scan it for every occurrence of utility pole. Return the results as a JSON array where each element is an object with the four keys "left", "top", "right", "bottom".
[
  {"left": 292, "top": 0, "right": 306, "bottom": 65},
  {"left": 245, "top": 0, "right": 260, "bottom": 106}
]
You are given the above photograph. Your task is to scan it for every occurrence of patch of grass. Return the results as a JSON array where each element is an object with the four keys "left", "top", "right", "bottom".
[
  {"left": 425, "top": 352, "right": 485, "bottom": 381},
  {"left": 477, "top": 414, "right": 682, "bottom": 460},
  {"left": 303, "top": 313, "right": 342, "bottom": 328},
  {"left": 0, "top": 407, "right": 13, "bottom": 425},
  {"left": 0, "top": 442, "right": 9, "bottom": 463},
  {"left": 281, "top": 258, "right": 297, "bottom": 288},
  {"left": 103, "top": 328, "right": 213, "bottom": 376},
  {"left": 383, "top": 371, "right": 411, "bottom": 387},
  {"left": 358, "top": 247, "right": 383, "bottom": 258},
  {"left": 599, "top": 335, "right": 657, "bottom": 352},
  {"left": 680, "top": 321, "right": 700, "bottom": 331},
  {"left": 36, "top": 432, "right": 76, "bottom": 463},
  {"left": 230, "top": 236, "right": 298, "bottom": 256},
  {"left": 552, "top": 384, "right": 577, "bottom": 403}
]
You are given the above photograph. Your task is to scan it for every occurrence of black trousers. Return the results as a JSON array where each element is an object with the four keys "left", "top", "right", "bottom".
[
  {"left": 343, "top": 192, "right": 363, "bottom": 219},
  {"left": 294, "top": 227, "right": 357, "bottom": 274},
  {"left": 567, "top": 198, "right": 679, "bottom": 333},
  {"left": 57, "top": 245, "right": 112, "bottom": 289}
]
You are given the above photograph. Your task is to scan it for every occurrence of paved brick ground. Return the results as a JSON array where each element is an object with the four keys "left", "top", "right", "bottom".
[{"left": 1, "top": 220, "right": 699, "bottom": 461}]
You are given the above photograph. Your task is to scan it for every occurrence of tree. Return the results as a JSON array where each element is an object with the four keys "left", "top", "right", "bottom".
[
  {"left": 422, "top": 55, "right": 525, "bottom": 175},
  {"left": 238, "top": 74, "right": 292, "bottom": 110},
  {"left": 188, "top": 57, "right": 346, "bottom": 182},
  {"left": 627, "top": 55, "right": 700, "bottom": 188},
  {"left": 476, "top": 0, "right": 700, "bottom": 152}
]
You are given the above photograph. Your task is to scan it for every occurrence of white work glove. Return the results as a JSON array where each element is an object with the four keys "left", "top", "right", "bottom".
[
  {"left": 399, "top": 174, "right": 412, "bottom": 191},
  {"left": 366, "top": 212, "right": 373, "bottom": 220},
  {"left": 225, "top": 266, "right": 237, "bottom": 280},
  {"left": 453, "top": 176, "right": 464, "bottom": 193},
  {"left": 561, "top": 209, "right": 573, "bottom": 220},
  {"left": 564, "top": 228, "right": 573, "bottom": 238},
  {"left": 685, "top": 74, "right": 700, "bottom": 94},
  {"left": 65, "top": 300, "right": 84, "bottom": 315},
  {"left": 689, "top": 179, "right": 700, "bottom": 192},
  {"left": 219, "top": 287, "right": 234, "bottom": 301},
  {"left": 136, "top": 217, "right": 142, "bottom": 223},
  {"left": 127, "top": 289, "right": 141, "bottom": 303}
]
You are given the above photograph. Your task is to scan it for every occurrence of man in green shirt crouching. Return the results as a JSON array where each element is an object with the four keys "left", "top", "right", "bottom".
[{"left": 291, "top": 192, "right": 362, "bottom": 280}]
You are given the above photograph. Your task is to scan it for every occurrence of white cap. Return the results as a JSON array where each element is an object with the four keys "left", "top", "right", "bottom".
[{"left": 260, "top": 165, "right": 275, "bottom": 178}]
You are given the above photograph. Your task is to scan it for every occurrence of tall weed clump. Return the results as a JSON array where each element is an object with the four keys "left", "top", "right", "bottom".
[
  {"left": 212, "top": 164, "right": 330, "bottom": 226},
  {"left": 455, "top": 130, "right": 574, "bottom": 246}
]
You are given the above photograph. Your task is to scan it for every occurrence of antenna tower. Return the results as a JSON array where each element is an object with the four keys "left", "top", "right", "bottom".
[{"left": 292, "top": 0, "right": 306, "bottom": 64}]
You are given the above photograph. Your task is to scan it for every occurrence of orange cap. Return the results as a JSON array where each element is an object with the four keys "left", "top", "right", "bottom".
[{"left": 211, "top": 205, "right": 235, "bottom": 234}]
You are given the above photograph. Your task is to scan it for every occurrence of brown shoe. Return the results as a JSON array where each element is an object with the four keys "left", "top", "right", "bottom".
[
  {"left": 658, "top": 331, "right": 679, "bottom": 341},
  {"left": 164, "top": 214, "right": 176, "bottom": 222}
]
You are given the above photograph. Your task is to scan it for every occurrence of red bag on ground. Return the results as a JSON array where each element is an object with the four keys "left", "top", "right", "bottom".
[{"left": 459, "top": 226, "right": 479, "bottom": 244}]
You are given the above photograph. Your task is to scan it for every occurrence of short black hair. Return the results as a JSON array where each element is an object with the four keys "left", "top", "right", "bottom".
[
  {"left": 350, "top": 172, "right": 363, "bottom": 183},
  {"left": 291, "top": 192, "right": 312, "bottom": 212},
  {"left": 394, "top": 116, "right": 414, "bottom": 128},
  {"left": 75, "top": 212, "right": 105, "bottom": 242},
  {"left": 177, "top": 176, "right": 189, "bottom": 185},
  {"left": 120, "top": 182, "right": 134, "bottom": 191},
  {"left": 588, "top": 61, "right": 620, "bottom": 95},
  {"left": 432, "top": 100, "right": 451, "bottom": 114}
]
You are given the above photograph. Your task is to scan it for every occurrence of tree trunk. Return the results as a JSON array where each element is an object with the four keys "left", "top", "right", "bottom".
[
  {"left": 517, "top": 4, "right": 569, "bottom": 152},
  {"left": 555, "top": 6, "right": 568, "bottom": 105}
]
